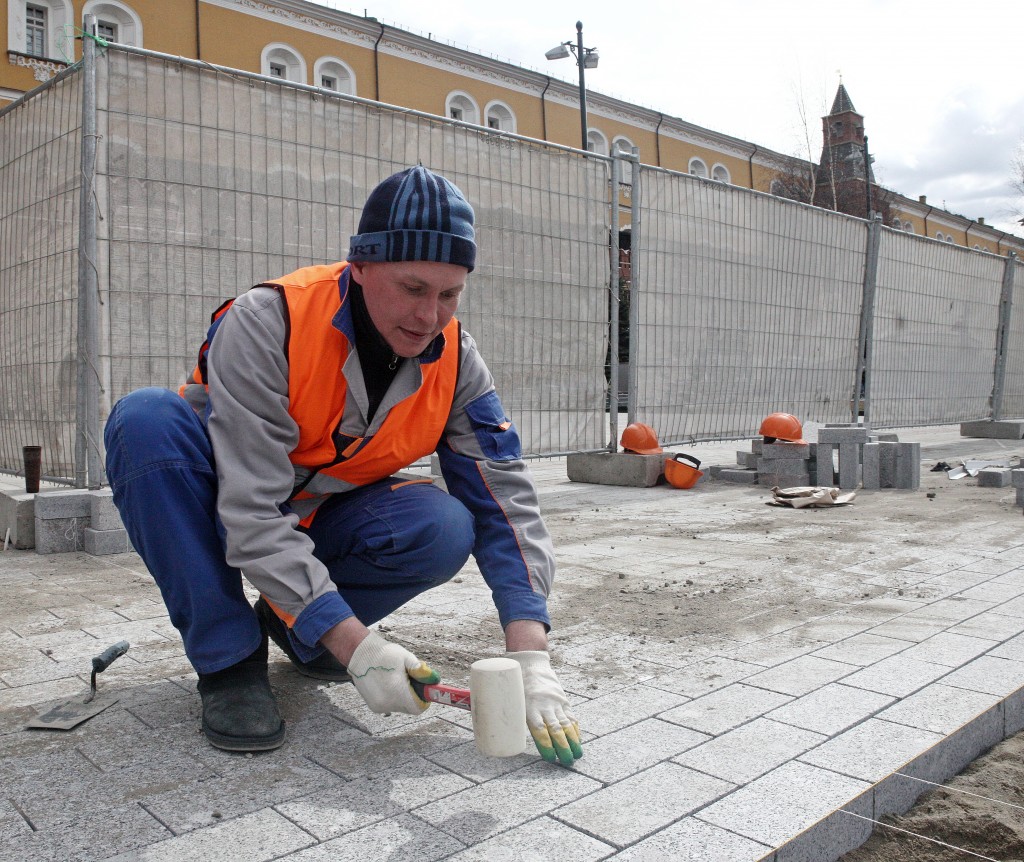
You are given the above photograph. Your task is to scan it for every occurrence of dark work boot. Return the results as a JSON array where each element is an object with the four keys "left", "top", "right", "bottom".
[
  {"left": 255, "top": 596, "right": 351, "bottom": 682},
  {"left": 196, "top": 638, "right": 285, "bottom": 752}
]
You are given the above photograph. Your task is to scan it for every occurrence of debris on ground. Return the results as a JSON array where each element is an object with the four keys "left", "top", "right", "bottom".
[{"left": 767, "top": 486, "right": 856, "bottom": 508}]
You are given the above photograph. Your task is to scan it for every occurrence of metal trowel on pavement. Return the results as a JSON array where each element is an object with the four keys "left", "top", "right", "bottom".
[{"left": 26, "top": 640, "right": 130, "bottom": 730}]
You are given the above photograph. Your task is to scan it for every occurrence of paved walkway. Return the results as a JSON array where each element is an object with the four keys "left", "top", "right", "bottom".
[{"left": 2, "top": 426, "right": 1024, "bottom": 861}]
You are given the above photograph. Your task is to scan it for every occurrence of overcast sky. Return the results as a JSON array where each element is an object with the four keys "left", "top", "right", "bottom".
[{"left": 325, "top": 0, "right": 1024, "bottom": 235}]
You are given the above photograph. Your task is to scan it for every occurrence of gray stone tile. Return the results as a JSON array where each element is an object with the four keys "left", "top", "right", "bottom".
[
  {"left": 875, "top": 684, "right": 1000, "bottom": 735},
  {"left": 946, "top": 610, "right": 1024, "bottom": 641},
  {"left": 444, "top": 815, "right": 614, "bottom": 861},
  {"left": 571, "top": 718, "right": 708, "bottom": 783},
  {"left": 940, "top": 654, "right": 1024, "bottom": 696},
  {"left": 658, "top": 683, "right": 792, "bottom": 735},
  {"left": 414, "top": 762, "right": 600, "bottom": 843},
  {"left": 798, "top": 717, "right": 943, "bottom": 781},
  {"left": 697, "top": 761, "right": 870, "bottom": 849},
  {"left": 897, "top": 631, "right": 998, "bottom": 668},
  {"left": 743, "top": 655, "right": 854, "bottom": 697},
  {"left": 766, "top": 683, "right": 895, "bottom": 736},
  {"left": 276, "top": 814, "right": 462, "bottom": 861},
  {"left": 646, "top": 656, "right": 764, "bottom": 698},
  {"left": 989, "top": 630, "right": 1024, "bottom": 661},
  {"left": 840, "top": 654, "right": 953, "bottom": 697},
  {"left": 612, "top": 815, "right": 772, "bottom": 862},
  {"left": 810, "top": 632, "right": 911, "bottom": 667},
  {"left": 675, "top": 718, "right": 826, "bottom": 784},
  {"left": 556, "top": 763, "right": 734, "bottom": 848},
  {"left": 569, "top": 683, "right": 689, "bottom": 737},
  {"left": 425, "top": 737, "right": 538, "bottom": 783},
  {"left": 103, "top": 809, "right": 314, "bottom": 861}
]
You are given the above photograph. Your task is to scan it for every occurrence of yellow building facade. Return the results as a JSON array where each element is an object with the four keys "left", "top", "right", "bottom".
[{"left": 3, "top": 0, "right": 1020, "bottom": 254}]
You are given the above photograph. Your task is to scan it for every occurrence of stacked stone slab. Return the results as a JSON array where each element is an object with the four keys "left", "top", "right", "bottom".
[
  {"left": 1012, "top": 470, "right": 1024, "bottom": 512},
  {"left": 757, "top": 441, "right": 814, "bottom": 488},
  {"left": 711, "top": 425, "right": 920, "bottom": 490},
  {"left": 31, "top": 488, "right": 129, "bottom": 555}
]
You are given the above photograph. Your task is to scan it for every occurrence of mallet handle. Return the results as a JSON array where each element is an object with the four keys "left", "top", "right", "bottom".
[{"left": 411, "top": 680, "right": 472, "bottom": 711}]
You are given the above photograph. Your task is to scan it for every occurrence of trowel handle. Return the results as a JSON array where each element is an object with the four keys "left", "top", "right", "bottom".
[
  {"left": 411, "top": 680, "right": 472, "bottom": 711},
  {"left": 92, "top": 640, "right": 130, "bottom": 674}
]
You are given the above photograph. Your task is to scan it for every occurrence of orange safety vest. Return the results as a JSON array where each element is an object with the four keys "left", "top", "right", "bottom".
[{"left": 183, "top": 261, "right": 460, "bottom": 513}]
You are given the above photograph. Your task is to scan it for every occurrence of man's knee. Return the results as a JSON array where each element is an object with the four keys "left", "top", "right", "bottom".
[
  {"left": 106, "top": 388, "right": 210, "bottom": 481},
  {"left": 419, "top": 493, "right": 475, "bottom": 578}
]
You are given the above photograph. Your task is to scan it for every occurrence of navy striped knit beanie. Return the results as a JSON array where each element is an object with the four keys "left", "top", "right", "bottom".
[{"left": 348, "top": 166, "right": 476, "bottom": 272}]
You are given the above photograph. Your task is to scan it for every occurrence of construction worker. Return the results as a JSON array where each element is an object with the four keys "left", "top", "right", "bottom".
[{"left": 104, "top": 166, "right": 582, "bottom": 766}]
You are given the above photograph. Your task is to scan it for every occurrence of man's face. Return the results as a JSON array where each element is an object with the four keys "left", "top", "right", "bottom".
[{"left": 350, "top": 260, "right": 468, "bottom": 358}]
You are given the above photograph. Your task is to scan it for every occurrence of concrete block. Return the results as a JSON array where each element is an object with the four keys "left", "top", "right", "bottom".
[
  {"left": 1016, "top": 488, "right": 1024, "bottom": 507},
  {"left": 814, "top": 444, "right": 836, "bottom": 485},
  {"left": 978, "top": 468, "right": 1011, "bottom": 488},
  {"left": 960, "top": 419, "right": 1024, "bottom": 439},
  {"left": 710, "top": 467, "right": 758, "bottom": 484},
  {"left": 760, "top": 443, "right": 811, "bottom": 460},
  {"left": 818, "top": 427, "right": 869, "bottom": 445},
  {"left": 895, "top": 442, "right": 921, "bottom": 490},
  {"left": 877, "top": 432, "right": 900, "bottom": 442},
  {"left": 757, "top": 458, "right": 811, "bottom": 474},
  {"left": 567, "top": 452, "right": 663, "bottom": 487},
  {"left": 837, "top": 442, "right": 861, "bottom": 489},
  {"left": 0, "top": 491, "right": 35, "bottom": 549},
  {"left": 879, "top": 441, "right": 899, "bottom": 488},
  {"left": 89, "top": 489, "right": 123, "bottom": 531},
  {"left": 758, "top": 473, "right": 811, "bottom": 489},
  {"left": 736, "top": 451, "right": 758, "bottom": 468},
  {"left": 1011, "top": 469, "right": 1024, "bottom": 489},
  {"left": 861, "top": 442, "right": 880, "bottom": 490},
  {"left": 751, "top": 439, "right": 763, "bottom": 454},
  {"left": 84, "top": 527, "right": 129, "bottom": 556},
  {"left": 33, "top": 489, "right": 92, "bottom": 520},
  {"left": 34, "top": 516, "right": 87, "bottom": 554}
]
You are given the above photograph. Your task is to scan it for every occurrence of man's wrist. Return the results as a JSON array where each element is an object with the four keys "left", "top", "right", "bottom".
[
  {"left": 321, "top": 616, "right": 372, "bottom": 666},
  {"left": 505, "top": 618, "right": 549, "bottom": 652}
]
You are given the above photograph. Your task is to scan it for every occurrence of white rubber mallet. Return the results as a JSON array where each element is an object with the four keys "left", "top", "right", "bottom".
[{"left": 412, "top": 656, "right": 528, "bottom": 757}]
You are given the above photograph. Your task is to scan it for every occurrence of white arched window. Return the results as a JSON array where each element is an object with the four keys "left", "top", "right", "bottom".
[
  {"left": 904, "top": 222, "right": 915, "bottom": 234},
  {"left": 484, "top": 100, "right": 516, "bottom": 133},
  {"left": 261, "top": 43, "right": 305, "bottom": 83},
  {"left": 445, "top": 91, "right": 479, "bottom": 124},
  {"left": 612, "top": 136, "right": 635, "bottom": 184},
  {"left": 313, "top": 56, "right": 355, "bottom": 94},
  {"left": 892, "top": 219, "right": 904, "bottom": 231},
  {"left": 935, "top": 231, "right": 946, "bottom": 242},
  {"left": 711, "top": 163, "right": 730, "bottom": 183},
  {"left": 9, "top": 0, "right": 73, "bottom": 59},
  {"left": 83, "top": 1, "right": 142, "bottom": 46},
  {"left": 688, "top": 158, "right": 708, "bottom": 178},
  {"left": 586, "top": 128, "right": 608, "bottom": 156}
]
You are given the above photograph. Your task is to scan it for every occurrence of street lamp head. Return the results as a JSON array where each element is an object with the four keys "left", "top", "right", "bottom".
[
  {"left": 583, "top": 49, "right": 599, "bottom": 69},
  {"left": 545, "top": 43, "right": 571, "bottom": 61}
]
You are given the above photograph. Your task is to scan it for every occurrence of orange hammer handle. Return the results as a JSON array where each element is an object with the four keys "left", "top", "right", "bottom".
[{"left": 411, "top": 681, "right": 472, "bottom": 711}]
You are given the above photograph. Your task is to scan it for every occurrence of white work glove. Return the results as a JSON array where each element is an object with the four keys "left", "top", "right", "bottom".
[
  {"left": 348, "top": 632, "right": 440, "bottom": 715},
  {"left": 507, "top": 650, "right": 583, "bottom": 766}
]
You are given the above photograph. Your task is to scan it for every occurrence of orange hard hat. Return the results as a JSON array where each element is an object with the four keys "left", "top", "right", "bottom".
[
  {"left": 758, "top": 412, "right": 805, "bottom": 443},
  {"left": 620, "top": 422, "right": 663, "bottom": 454},
  {"left": 664, "top": 453, "right": 703, "bottom": 489}
]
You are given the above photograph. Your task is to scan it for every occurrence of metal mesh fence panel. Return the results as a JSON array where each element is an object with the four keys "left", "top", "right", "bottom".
[
  {"left": 869, "top": 230, "right": 1005, "bottom": 427},
  {"left": 0, "top": 71, "right": 83, "bottom": 482},
  {"left": 990, "top": 257, "right": 1024, "bottom": 420},
  {"left": 93, "top": 47, "right": 610, "bottom": 463},
  {"left": 633, "top": 167, "right": 864, "bottom": 443}
]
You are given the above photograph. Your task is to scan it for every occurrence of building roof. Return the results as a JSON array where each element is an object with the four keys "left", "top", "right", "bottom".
[{"left": 829, "top": 84, "right": 857, "bottom": 115}]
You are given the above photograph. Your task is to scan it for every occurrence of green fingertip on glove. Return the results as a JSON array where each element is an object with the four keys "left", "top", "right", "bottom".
[
  {"left": 529, "top": 721, "right": 584, "bottom": 766},
  {"left": 408, "top": 661, "right": 440, "bottom": 685}
]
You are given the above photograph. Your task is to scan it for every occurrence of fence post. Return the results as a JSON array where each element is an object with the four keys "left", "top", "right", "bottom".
[
  {"left": 607, "top": 155, "right": 621, "bottom": 451},
  {"left": 991, "top": 251, "right": 1017, "bottom": 421},
  {"left": 626, "top": 147, "right": 641, "bottom": 426},
  {"left": 853, "top": 215, "right": 882, "bottom": 425},
  {"left": 76, "top": 14, "right": 102, "bottom": 488}
]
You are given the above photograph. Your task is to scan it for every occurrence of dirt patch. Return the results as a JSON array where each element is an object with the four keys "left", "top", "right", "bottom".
[{"left": 841, "top": 730, "right": 1024, "bottom": 861}]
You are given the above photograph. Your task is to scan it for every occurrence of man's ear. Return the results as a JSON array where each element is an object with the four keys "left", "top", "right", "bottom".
[{"left": 348, "top": 260, "right": 366, "bottom": 280}]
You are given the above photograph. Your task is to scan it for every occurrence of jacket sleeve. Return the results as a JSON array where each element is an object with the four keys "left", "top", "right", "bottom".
[
  {"left": 437, "top": 329, "right": 556, "bottom": 630},
  {"left": 206, "top": 288, "right": 354, "bottom": 650}
]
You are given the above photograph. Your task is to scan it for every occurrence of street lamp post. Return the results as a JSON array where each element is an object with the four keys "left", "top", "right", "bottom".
[{"left": 545, "top": 21, "right": 599, "bottom": 152}]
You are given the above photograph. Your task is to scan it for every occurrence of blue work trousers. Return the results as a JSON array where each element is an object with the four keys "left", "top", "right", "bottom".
[{"left": 104, "top": 388, "right": 475, "bottom": 674}]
